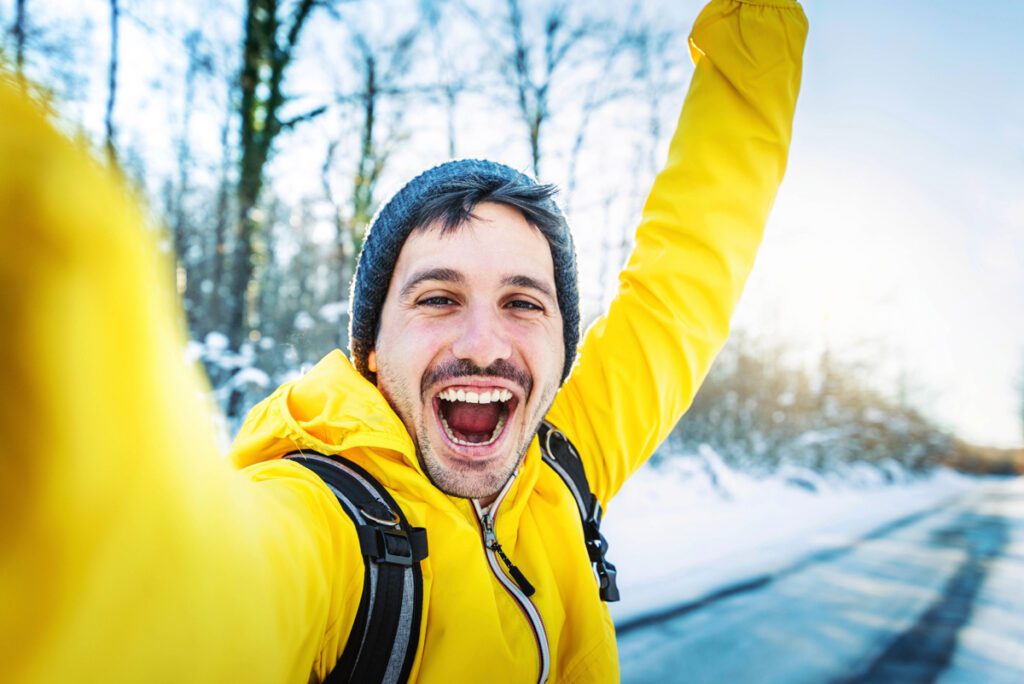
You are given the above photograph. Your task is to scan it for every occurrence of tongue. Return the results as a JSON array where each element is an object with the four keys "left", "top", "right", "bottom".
[{"left": 446, "top": 401, "right": 501, "bottom": 439}]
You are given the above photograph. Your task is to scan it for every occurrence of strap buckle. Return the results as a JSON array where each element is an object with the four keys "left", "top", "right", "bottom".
[
  {"left": 584, "top": 500, "right": 620, "bottom": 602},
  {"left": 357, "top": 524, "right": 429, "bottom": 567}
]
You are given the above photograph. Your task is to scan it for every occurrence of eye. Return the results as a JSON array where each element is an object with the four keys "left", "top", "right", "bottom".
[
  {"left": 507, "top": 299, "right": 544, "bottom": 312},
  {"left": 418, "top": 295, "right": 456, "bottom": 307}
]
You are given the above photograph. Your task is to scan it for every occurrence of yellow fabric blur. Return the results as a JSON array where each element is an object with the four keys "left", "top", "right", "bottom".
[{"left": 0, "top": 0, "right": 806, "bottom": 681}]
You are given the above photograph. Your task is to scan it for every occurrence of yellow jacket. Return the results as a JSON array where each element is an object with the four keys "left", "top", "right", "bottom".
[{"left": 0, "top": 0, "right": 805, "bottom": 681}]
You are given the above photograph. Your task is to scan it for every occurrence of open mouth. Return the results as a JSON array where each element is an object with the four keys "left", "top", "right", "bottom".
[{"left": 433, "top": 387, "right": 519, "bottom": 448}]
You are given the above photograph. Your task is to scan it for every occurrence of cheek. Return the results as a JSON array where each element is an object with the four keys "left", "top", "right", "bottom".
[
  {"left": 511, "top": 326, "right": 563, "bottom": 377},
  {"left": 403, "top": 322, "right": 452, "bottom": 360},
  {"left": 379, "top": 322, "right": 452, "bottom": 381}
]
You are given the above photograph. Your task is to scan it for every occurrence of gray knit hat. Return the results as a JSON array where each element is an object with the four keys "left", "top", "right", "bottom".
[{"left": 348, "top": 159, "right": 579, "bottom": 384}]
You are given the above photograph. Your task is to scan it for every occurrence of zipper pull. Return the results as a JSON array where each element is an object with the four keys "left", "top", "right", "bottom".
[{"left": 484, "top": 516, "right": 536, "bottom": 597}]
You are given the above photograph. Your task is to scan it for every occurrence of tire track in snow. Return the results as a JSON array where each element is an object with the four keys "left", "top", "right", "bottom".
[{"left": 834, "top": 506, "right": 1011, "bottom": 683}]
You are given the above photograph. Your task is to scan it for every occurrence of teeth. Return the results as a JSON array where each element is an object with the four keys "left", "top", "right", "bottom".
[{"left": 437, "top": 388, "right": 514, "bottom": 404}]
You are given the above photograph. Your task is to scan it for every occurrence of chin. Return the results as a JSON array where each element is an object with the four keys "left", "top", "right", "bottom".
[
  {"left": 412, "top": 378, "right": 533, "bottom": 498},
  {"left": 416, "top": 395, "right": 537, "bottom": 500},
  {"left": 421, "top": 426, "right": 527, "bottom": 500}
]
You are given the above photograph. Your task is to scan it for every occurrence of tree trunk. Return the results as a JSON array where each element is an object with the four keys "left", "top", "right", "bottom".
[
  {"left": 209, "top": 78, "right": 236, "bottom": 336},
  {"left": 223, "top": 0, "right": 317, "bottom": 351},
  {"left": 13, "top": 0, "right": 27, "bottom": 81},
  {"left": 176, "top": 33, "right": 204, "bottom": 329},
  {"left": 104, "top": 0, "right": 120, "bottom": 164}
]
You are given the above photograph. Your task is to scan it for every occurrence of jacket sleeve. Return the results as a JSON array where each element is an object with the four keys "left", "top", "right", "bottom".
[
  {"left": 0, "top": 80, "right": 361, "bottom": 682},
  {"left": 545, "top": 0, "right": 808, "bottom": 507}
]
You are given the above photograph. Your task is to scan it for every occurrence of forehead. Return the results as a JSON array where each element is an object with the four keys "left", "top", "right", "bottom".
[{"left": 391, "top": 202, "right": 556, "bottom": 288}]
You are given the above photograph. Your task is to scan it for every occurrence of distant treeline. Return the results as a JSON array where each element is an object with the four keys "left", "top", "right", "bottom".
[
  {"left": 662, "top": 332, "right": 1018, "bottom": 476},
  {"left": 942, "top": 444, "right": 1022, "bottom": 476}
]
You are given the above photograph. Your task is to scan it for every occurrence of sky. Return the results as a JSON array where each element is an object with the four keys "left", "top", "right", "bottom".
[
  {"left": 734, "top": 0, "right": 1024, "bottom": 448},
  {"left": 13, "top": 0, "right": 1024, "bottom": 448}
]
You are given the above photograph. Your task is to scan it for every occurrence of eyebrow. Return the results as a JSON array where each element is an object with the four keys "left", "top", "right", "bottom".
[
  {"left": 501, "top": 274, "right": 556, "bottom": 301},
  {"left": 399, "top": 268, "right": 464, "bottom": 298},
  {"left": 398, "top": 268, "right": 556, "bottom": 302}
]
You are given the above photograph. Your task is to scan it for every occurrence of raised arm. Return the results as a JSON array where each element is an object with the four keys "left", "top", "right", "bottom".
[{"left": 546, "top": 0, "right": 808, "bottom": 506}]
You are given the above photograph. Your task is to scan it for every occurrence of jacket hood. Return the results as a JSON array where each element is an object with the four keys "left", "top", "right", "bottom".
[{"left": 229, "top": 350, "right": 416, "bottom": 470}]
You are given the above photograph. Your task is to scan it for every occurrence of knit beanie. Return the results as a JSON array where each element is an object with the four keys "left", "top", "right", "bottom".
[{"left": 348, "top": 159, "right": 579, "bottom": 384}]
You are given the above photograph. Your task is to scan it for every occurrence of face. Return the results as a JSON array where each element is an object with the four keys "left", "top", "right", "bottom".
[{"left": 370, "top": 202, "right": 565, "bottom": 504}]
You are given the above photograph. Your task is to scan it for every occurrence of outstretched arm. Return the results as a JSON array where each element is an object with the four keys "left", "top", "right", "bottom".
[
  {"left": 546, "top": 0, "right": 808, "bottom": 506},
  {"left": 0, "top": 81, "right": 358, "bottom": 681}
]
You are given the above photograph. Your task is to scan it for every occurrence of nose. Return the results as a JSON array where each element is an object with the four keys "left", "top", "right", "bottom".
[{"left": 450, "top": 303, "right": 512, "bottom": 369}]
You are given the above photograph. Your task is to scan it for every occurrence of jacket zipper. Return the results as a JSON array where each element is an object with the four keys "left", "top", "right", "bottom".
[{"left": 473, "top": 480, "right": 551, "bottom": 684}]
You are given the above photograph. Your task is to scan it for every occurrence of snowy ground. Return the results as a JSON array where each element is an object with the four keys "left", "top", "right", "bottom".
[
  {"left": 604, "top": 449, "right": 1024, "bottom": 682},
  {"left": 604, "top": 448, "right": 982, "bottom": 627}
]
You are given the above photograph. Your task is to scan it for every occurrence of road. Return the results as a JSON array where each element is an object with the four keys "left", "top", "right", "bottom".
[{"left": 617, "top": 478, "right": 1024, "bottom": 683}]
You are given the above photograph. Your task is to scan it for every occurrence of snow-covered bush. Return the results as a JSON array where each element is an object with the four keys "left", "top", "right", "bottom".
[{"left": 660, "top": 332, "right": 961, "bottom": 477}]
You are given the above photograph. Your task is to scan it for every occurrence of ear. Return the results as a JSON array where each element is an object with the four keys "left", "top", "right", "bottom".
[{"left": 367, "top": 350, "right": 378, "bottom": 373}]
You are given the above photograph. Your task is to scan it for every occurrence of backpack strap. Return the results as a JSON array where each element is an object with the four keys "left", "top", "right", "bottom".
[
  {"left": 538, "top": 421, "right": 620, "bottom": 602},
  {"left": 285, "top": 452, "right": 427, "bottom": 684}
]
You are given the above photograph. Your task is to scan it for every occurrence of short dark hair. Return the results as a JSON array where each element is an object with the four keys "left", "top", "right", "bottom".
[{"left": 408, "top": 175, "right": 566, "bottom": 248}]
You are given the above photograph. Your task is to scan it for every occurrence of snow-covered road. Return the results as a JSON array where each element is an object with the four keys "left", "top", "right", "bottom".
[{"left": 616, "top": 478, "right": 1024, "bottom": 683}]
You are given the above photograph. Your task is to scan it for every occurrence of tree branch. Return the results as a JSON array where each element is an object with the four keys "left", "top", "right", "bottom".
[{"left": 279, "top": 104, "right": 328, "bottom": 130}]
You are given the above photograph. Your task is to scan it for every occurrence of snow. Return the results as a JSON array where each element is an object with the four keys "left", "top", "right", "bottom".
[
  {"left": 613, "top": 475, "right": 1024, "bottom": 683},
  {"left": 604, "top": 446, "right": 982, "bottom": 627},
  {"left": 319, "top": 301, "right": 349, "bottom": 324},
  {"left": 204, "top": 331, "right": 229, "bottom": 352},
  {"left": 294, "top": 311, "right": 316, "bottom": 331},
  {"left": 229, "top": 367, "right": 272, "bottom": 389}
]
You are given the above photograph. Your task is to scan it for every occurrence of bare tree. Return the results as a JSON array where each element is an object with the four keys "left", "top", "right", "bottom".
[
  {"left": 320, "top": 20, "right": 420, "bottom": 346},
  {"left": 422, "top": 0, "right": 467, "bottom": 158},
  {"left": 498, "top": 0, "right": 598, "bottom": 178},
  {"left": 634, "top": 23, "right": 682, "bottom": 176},
  {"left": 208, "top": 80, "right": 236, "bottom": 332},
  {"left": 173, "top": 32, "right": 215, "bottom": 251},
  {"left": 168, "top": 30, "right": 219, "bottom": 329},
  {"left": 104, "top": 0, "right": 120, "bottom": 163},
  {"left": 12, "top": 0, "right": 27, "bottom": 82},
  {"left": 3, "top": 0, "right": 92, "bottom": 104},
  {"left": 345, "top": 28, "right": 416, "bottom": 236},
  {"left": 224, "top": 0, "right": 327, "bottom": 352},
  {"left": 320, "top": 139, "right": 351, "bottom": 338},
  {"left": 562, "top": 24, "right": 649, "bottom": 213}
]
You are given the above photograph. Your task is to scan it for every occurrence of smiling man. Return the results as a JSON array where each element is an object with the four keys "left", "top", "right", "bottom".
[
  {"left": 228, "top": 0, "right": 807, "bottom": 673},
  {"left": 3, "top": 0, "right": 806, "bottom": 682}
]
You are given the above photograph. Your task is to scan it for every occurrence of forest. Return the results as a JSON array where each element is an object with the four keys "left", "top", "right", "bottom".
[{"left": 4, "top": 0, "right": 1016, "bottom": 476}]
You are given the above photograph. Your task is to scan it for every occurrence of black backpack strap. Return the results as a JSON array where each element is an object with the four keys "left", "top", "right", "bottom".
[
  {"left": 285, "top": 452, "right": 427, "bottom": 684},
  {"left": 537, "top": 421, "right": 620, "bottom": 602}
]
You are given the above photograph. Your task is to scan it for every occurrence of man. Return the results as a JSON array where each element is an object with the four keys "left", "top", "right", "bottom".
[{"left": 0, "top": 0, "right": 806, "bottom": 681}]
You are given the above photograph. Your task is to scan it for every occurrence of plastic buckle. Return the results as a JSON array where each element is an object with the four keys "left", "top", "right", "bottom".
[
  {"left": 597, "top": 557, "right": 620, "bottom": 602},
  {"left": 377, "top": 528, "right": 415, "bottom": 567},
  {"left": 357, "top": 525, "right": 415, "bottom": 567},
  {"left": 585, "top": 498, "right": 603, "bottom": 526},
  {"left": 581, "top": 499, "right": 620, "bottom": 601},
  {"left": 584, "top": 500, "right": 606, "bottom": 563},
  {"left": 585, "top": 532, "right": 607, "bottom": 563}
]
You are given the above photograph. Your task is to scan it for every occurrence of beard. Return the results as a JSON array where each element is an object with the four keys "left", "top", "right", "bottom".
[{"left": 376, "top": 355, "right": 558, "bottom": 500}]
